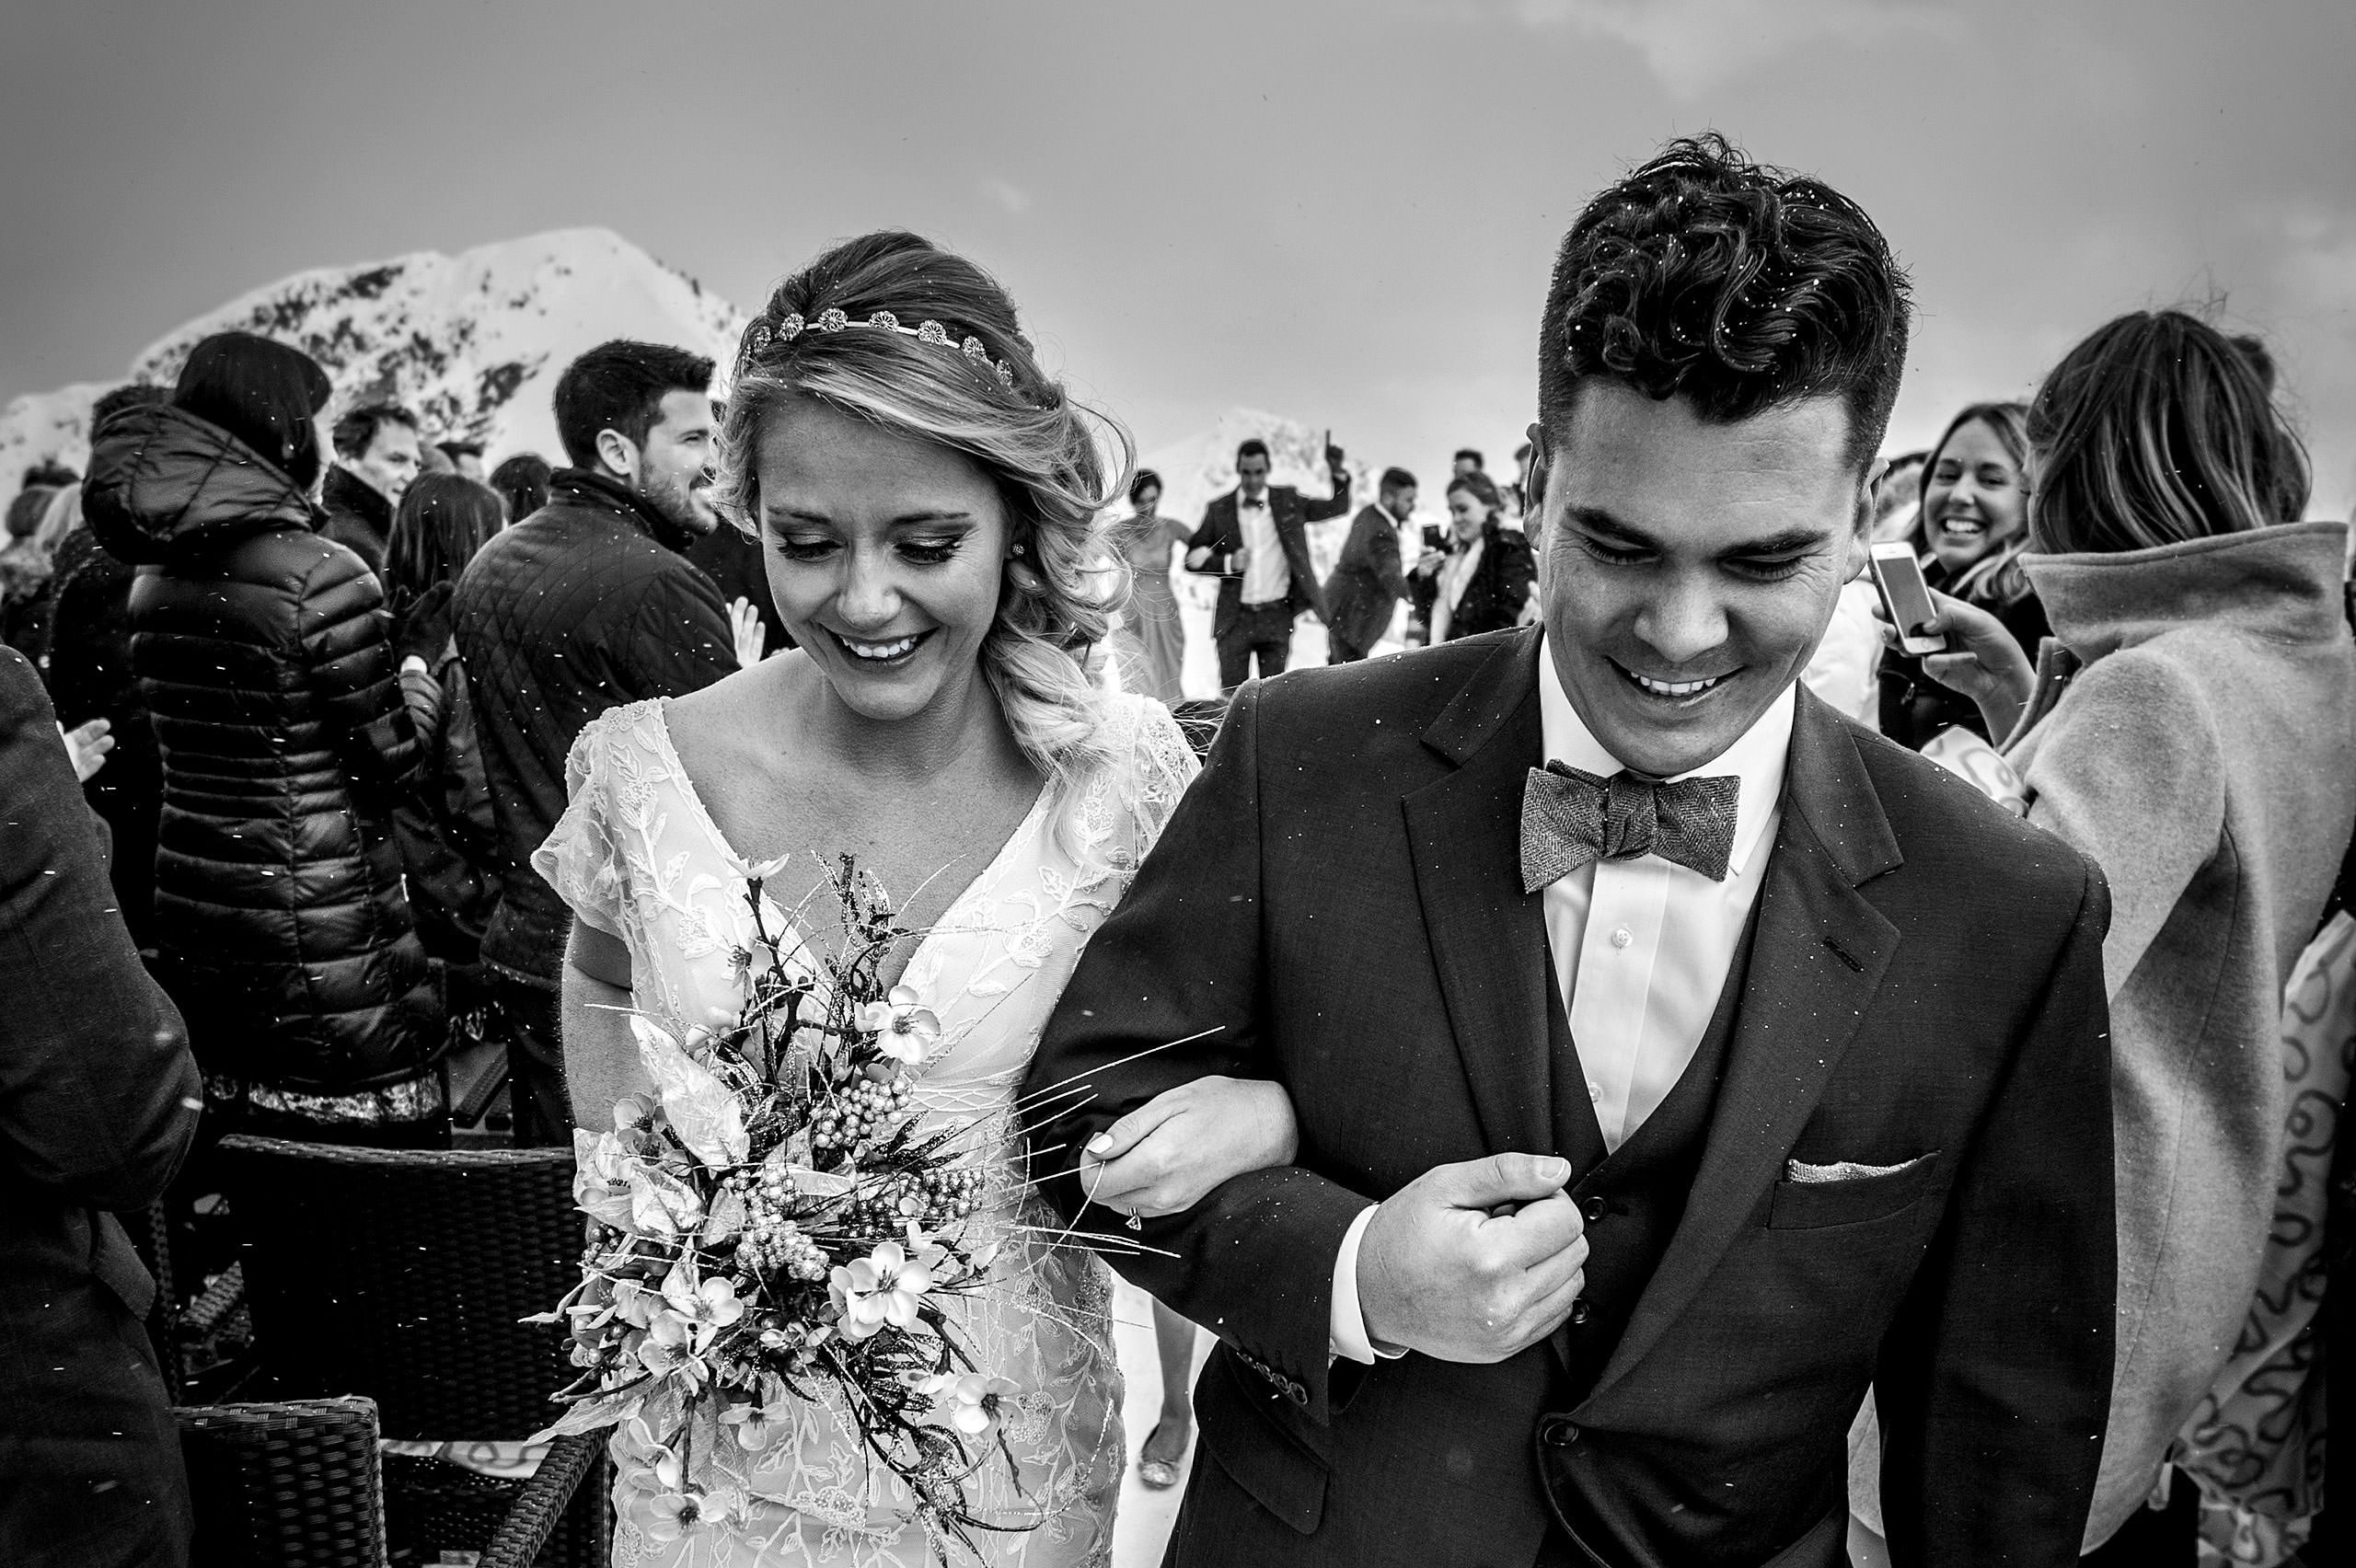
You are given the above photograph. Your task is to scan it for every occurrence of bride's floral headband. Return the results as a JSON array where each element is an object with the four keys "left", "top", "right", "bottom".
[{"left": 737, "top": 308, "right": 1021, "bottom": 396}]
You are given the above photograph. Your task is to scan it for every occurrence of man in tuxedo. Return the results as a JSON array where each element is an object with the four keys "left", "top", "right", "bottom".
[
  {"left": 1027, "top": 135, "right": 2116, "bottom": 1568},
  {"left": 1184, "top": 436, "right": 1352, "bottom": 691},
  {"left": 1322, "top": 467, "right": 1417, "bottom": 664}
]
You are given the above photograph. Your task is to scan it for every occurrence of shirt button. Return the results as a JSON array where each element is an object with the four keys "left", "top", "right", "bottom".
[
  {"left": 1588, "top": 1082, "right": 1601, "bottom": 1103},
  {"left": 1611, "top": 927, "right": 1634, "bottom": 949}
]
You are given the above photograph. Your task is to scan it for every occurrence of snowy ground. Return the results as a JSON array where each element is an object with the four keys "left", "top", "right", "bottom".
[{"left": 1108, "top": 1278, "right": 1211, "bottom": 1566}]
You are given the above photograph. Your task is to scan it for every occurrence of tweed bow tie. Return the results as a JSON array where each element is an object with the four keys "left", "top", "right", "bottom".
[{"left": 1519, "top": 764, "right": 1740, "bottom": 891}]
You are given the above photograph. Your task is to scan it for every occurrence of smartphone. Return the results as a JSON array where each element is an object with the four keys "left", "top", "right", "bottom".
[{"left": 1870, "top": 542, "right": 1947, "bottom": 655}]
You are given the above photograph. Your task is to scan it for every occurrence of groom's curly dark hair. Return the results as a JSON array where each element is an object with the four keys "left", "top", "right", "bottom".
[{"left": 1539, "top": 133, "right": 1911, "bottom": 472}]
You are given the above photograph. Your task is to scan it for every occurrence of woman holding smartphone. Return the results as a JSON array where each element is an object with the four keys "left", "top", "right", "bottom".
[
  {"left": 1876, "top": 399, "right": 2048, "bottom": 748},
  {"left": 1903, "top": 311, "right": 2355, "bottom": 1563}
]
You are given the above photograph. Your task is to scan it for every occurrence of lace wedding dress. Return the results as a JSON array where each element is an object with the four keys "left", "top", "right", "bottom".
[{"left": 536, "top": 692, "right": 1196, "bottom": 1567}]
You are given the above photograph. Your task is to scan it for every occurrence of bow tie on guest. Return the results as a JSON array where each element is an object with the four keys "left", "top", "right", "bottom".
[
  {"left": 1520, "top": 763, "right": 1740, "bottom": 891},
  {"left": 1240, "top": 495, "right": 1267, "bottom": 511}
]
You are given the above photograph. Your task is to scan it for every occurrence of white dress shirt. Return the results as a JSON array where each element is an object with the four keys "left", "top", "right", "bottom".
[
  {"left": 1238, "top": 492, "right": 1290, "bottom": 605},
  {"left": 1329, "top": 637, "right": 1796, "bottom": 1361}
]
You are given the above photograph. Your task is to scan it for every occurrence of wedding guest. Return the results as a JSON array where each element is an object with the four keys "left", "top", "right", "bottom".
[
  {"left": 437, "top": 440, "right": 486, "bottom": 481},
  {"left": 685, "top": 503, "right": 791, "bottom": 659},
  {"left": 1107, "top": 468, "right": 1192, "bottom": 700},
  {"left": 46, "top": 383, "right": 174, "bottom": 950},
  {"left": 1322, "top": 466, "right": 1416, "bottom": 663},
  {"left": 1451, "top": 447, "right": 1484, "bottom": 480},
  {"left": 1907, "top": 311, "right": 2356, "bottom": 1562},
  {"left": 84, "top": 330, "right": 444, "bottom": 1147},
  {"left": 1413, "top": 468, "right": 1535, "bottom": 642},
  {"left": 1184, "top": 436, "right": 1351, "bottom": 690},
  {"left": 0, "top": 481, "right": 83, "bottom": 665},
  {"left": 321, "top": 400, "right": 424, "bottom": 571},
  {"left": 0, "top": 478, "right": 66, "bottom": 658},
  {"left": 384, "top": 473, "right": 505, "bottom": 984},
  {"left": 0, "top": 645, "right": 202, "bottom": 1568},
  {"left": 488, "top": 450, "right": 551, "bottom": 522},
  {"left": 1508, "top": 440, "right": 1535, "bottom": 515},
  {"left": 452, "top": 340, "right": 736, "bottom": 1147},
  {"left": 1878, "top": 401, "right": 2048, "bottom": 748},
  {"left": 1870, "top": 449, "right": 1926, "bottom": 542}
]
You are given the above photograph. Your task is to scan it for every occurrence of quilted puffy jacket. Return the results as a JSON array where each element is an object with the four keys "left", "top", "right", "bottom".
[
  {"left": 454, "top": 468, "right": 736, "bottom": 984},
  {"left": 83, "top": 402, "right": 435, "bottom": 1096}
]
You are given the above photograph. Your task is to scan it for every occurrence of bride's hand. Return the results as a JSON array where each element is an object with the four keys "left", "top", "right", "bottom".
[{"left": 1077, "top": 1076, "right": 1299, "bottom": 1220}]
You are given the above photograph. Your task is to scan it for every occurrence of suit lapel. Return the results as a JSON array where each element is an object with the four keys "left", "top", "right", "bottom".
[
  {"left": 1403, "top": 629, "right": 1554, "bottom": 1159},
  {"left": 1584, "top": 693, "right": 1905, "bottom": 1400}
]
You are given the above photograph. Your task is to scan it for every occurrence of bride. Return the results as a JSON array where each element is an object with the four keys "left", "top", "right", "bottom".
[{"left": 537, "top": 231, "right": 1295, "bottom": 1566}]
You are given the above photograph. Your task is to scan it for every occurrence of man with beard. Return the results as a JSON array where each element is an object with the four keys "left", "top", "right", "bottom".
[{"left": 452, "top": 340, "right": 735, "bottom": 1144}]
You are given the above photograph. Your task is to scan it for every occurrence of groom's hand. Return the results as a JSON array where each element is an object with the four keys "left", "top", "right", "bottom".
[{"left": 1357, "top": 1154, "right": 1588, "bottom": 1364}]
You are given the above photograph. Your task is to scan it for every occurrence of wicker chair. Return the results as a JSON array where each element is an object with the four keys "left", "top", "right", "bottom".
[
  {"left": 210, "top": 1136, "right": 609, "bottom": 1568},
  {"left": 177, "top": 1397, "right": 388, "bottom": 1566}
]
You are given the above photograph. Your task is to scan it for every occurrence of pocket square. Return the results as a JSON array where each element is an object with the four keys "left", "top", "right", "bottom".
[{"left": 1784, "top": 1153, "right": 1933, "bottom": 1185}]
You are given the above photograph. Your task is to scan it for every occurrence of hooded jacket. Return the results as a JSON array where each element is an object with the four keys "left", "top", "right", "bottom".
[{"left": 83, "top": 402, "right": 435, "bottom": 1099}]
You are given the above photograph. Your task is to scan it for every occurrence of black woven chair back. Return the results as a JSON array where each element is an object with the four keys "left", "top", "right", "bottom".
[
  {"left": 177, "top": 1397, "right": 387, "bottom": 1566},
  {"left": 214, "top": 1136, "right": 579, "bottom": 1438}
]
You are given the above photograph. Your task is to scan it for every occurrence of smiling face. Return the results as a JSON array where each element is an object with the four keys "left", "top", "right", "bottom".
[
  {"left": 1921, "top": 417, "right": 2027, "bottom": 575},
  {"left": 754, "top": 397, "right": 1011, "bottom": 726},
  {"left": 353, "top": 419, "right": 422, "bottom": 506},
  {"left": 633, "top": 388, "right": 721, "bottom": 536},
  {"left": 1534, "top": 382, "right": 1869, "bottom": 778},
  {"left": 1446, "top": 485, "right": 1489, "bottom": 543},
  {"left": 1235, "top": 452, "right": 1270, "bottom": 500}
]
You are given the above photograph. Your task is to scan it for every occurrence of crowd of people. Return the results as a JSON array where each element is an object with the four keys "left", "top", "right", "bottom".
[{"left": 1, "top": 132, "right": 2352, "bottom": 1568}]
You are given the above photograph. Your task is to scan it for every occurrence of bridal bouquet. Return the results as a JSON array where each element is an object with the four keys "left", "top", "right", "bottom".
[{"left": 529, "top": 856, "right": 1024, "bottom": 1552}]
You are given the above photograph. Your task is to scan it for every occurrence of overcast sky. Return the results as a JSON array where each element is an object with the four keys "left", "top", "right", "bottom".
[{"left": 6, "top": 0, "right": 2352, "bottom": 512}]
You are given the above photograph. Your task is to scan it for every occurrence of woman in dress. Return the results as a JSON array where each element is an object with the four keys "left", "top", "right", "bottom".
[
  {"left": 1106, "top": 469, "right": 1191, "bottom": 701},
  {"left": 1411, "top": 469, "right": 1536, "bottom": 643},
  {"left": 538, "top": 231, "right": 1297, "bottom": 1567}
]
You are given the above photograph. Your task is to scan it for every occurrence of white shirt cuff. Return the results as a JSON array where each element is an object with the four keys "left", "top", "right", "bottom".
[{"left": 1328, "top": 1204, "right": 1406, "bottom": 1365}]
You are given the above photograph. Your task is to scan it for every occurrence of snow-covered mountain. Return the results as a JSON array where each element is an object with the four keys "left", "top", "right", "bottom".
[{"left": 1, "top": 227, "right": 746, "bottom": 508}]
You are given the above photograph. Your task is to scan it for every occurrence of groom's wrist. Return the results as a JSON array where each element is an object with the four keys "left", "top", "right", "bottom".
[{"left": 1329, "top": 1204, "right": 1409, "bottom": 1364}]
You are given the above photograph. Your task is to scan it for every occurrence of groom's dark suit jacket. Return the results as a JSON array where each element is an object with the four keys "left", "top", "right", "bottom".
[{"left": 1026, "top": 627, "right": 2117, "bottom": 1568}]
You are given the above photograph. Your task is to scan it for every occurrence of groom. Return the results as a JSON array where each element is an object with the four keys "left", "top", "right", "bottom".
[{"left": 1026, "top": 136, "right": 2117, "bottom": 1568}]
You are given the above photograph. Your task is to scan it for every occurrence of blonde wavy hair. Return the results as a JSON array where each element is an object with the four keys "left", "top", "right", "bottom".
[{"left": 711, "top": 232, "right": 1135, "bottom": 790}]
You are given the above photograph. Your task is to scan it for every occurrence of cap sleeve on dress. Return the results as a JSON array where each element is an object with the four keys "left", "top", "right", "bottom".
[{"left": 531, "top": 711, "right": 631, "bottom": 941}]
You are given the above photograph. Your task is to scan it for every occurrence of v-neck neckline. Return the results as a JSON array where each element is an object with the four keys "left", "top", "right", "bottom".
[{"left": 645, "top": 698, "right": 1054, "bottom": 991}]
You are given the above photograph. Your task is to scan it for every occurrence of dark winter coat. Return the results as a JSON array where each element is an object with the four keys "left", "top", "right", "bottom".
[
  {"left": 0, "top": 646, "right": 200, "bottom": 1565},
  {"left": 1878, "top": 552, "right": 2050, "bottom": 749},
  {"left": 390, "top": 582, "right": 501, "bottom": 966},
  {"left": 1411, "top": 522, "right": 1536, "bottom": 641},
  {"left": 320, "top": 465, "right": 393, "bottom": 574},
  {"left": 454, "top": 468, "right": 736, "bottom": 985},
  {"left": 83, "top": 402, "right": 435, "bottom": 1098},
  {"left": 44, "top": 525, "right": 163, "bottom": 948}
]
